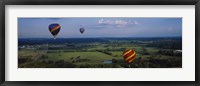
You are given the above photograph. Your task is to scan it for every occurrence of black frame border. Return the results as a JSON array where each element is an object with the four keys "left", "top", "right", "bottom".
[{"left": 0, "top": 0, "right": 200, "bottom": 86}]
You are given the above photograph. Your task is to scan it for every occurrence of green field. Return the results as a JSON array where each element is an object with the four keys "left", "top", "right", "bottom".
[
  {"left": 18, "top": 38, "right": 182, "bottom": 68},
  {"left": 46, "top": 52, "right": 112, "bottom": 64}
]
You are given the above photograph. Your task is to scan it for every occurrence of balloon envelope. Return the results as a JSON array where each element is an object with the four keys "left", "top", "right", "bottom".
[
  {"left": 79, "top": 28, "right": 85, "bottom": 34},
  {"left": 122, "top": 49, "right": 136, "bottom": 64},
  {"left": 49, "top": 23, "right": 61, "bottom": 38}
]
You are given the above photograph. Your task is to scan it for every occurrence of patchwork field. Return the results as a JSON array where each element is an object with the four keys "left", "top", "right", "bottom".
[{"left": 18, "top": 37, "right": 182, "bottom": 68}]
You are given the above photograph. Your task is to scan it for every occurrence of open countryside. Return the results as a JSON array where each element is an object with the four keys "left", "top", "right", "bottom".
[{"left": 18, "top": 37, "right": 182, "bottom": 68}]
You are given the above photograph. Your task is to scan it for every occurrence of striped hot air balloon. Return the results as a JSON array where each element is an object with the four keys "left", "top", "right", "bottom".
[
  {"left": 122, "top": 49, "right": 136, "bottom": 64},
  {"left": 49, "top": 23, "right": 61, "bottom": 39}
]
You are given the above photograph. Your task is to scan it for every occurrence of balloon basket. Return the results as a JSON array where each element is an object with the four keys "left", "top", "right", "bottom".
[
  {"left": 53, "top": 36, "right": 56, "bottom": 39},
  {"left": 128, "top": 64, "right": 131, "bottom": 68}
]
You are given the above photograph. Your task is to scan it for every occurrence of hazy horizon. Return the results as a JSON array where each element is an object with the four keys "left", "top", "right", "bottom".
[{"left": 18, "top": 36, "right": 182, "bottom": 39}]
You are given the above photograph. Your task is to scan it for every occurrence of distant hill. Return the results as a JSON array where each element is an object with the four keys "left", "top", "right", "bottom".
[{"left": 18, "top": 37, "right": 182, "bottom": 46}]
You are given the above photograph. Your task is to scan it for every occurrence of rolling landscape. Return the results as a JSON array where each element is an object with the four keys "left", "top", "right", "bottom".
[{"left": 18, "top": 37, "right": 182, "bottom": 68}]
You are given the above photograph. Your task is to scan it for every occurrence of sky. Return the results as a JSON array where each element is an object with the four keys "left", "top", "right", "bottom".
[{"left": 18, "top": 18, "right": 182, "bottom": 38}]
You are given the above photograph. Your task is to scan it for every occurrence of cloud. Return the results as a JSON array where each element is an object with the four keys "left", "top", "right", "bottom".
[
  {"left": 86, "top": 19, "right": 140, "bottom": 29},
  {"left": 98, "top": 19, "right": 141, "bottom": 28},
  {"left": 98, "top": 19, "right": 128, "bottom": 27},
  {"left": 133, "top": 21, "right": 139, "bottom": 25}
]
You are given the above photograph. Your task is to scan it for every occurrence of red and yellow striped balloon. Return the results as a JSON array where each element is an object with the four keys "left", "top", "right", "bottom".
[{"left": 122, "top": 49, "right": 136, "bottom": 64}]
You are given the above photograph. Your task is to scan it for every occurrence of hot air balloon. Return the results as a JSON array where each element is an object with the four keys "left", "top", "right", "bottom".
[
  {"left": 49, "top": 23, "right": 61, "bottom": 39},
  {"left": 79, "top": 28, "right": 85, "bottom": 34},
  {"left": 122, "top": 49, "right": 136, "bottom": 67}
]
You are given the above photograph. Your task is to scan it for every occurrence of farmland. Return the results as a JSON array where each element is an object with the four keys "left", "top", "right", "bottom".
[{"left": 18, "top": 37, "right": 182, "bottom": 68}]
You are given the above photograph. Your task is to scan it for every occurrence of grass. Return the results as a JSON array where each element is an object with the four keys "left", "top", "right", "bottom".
[
  {"left": 18, "top": 49, "right": 40, "bottom": 58},
  {"left": 46, "top": 52, "right": 113, "bottom": 64},
  {"left": 18, "top": 39, "right": 182, "bottom": 68}
]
